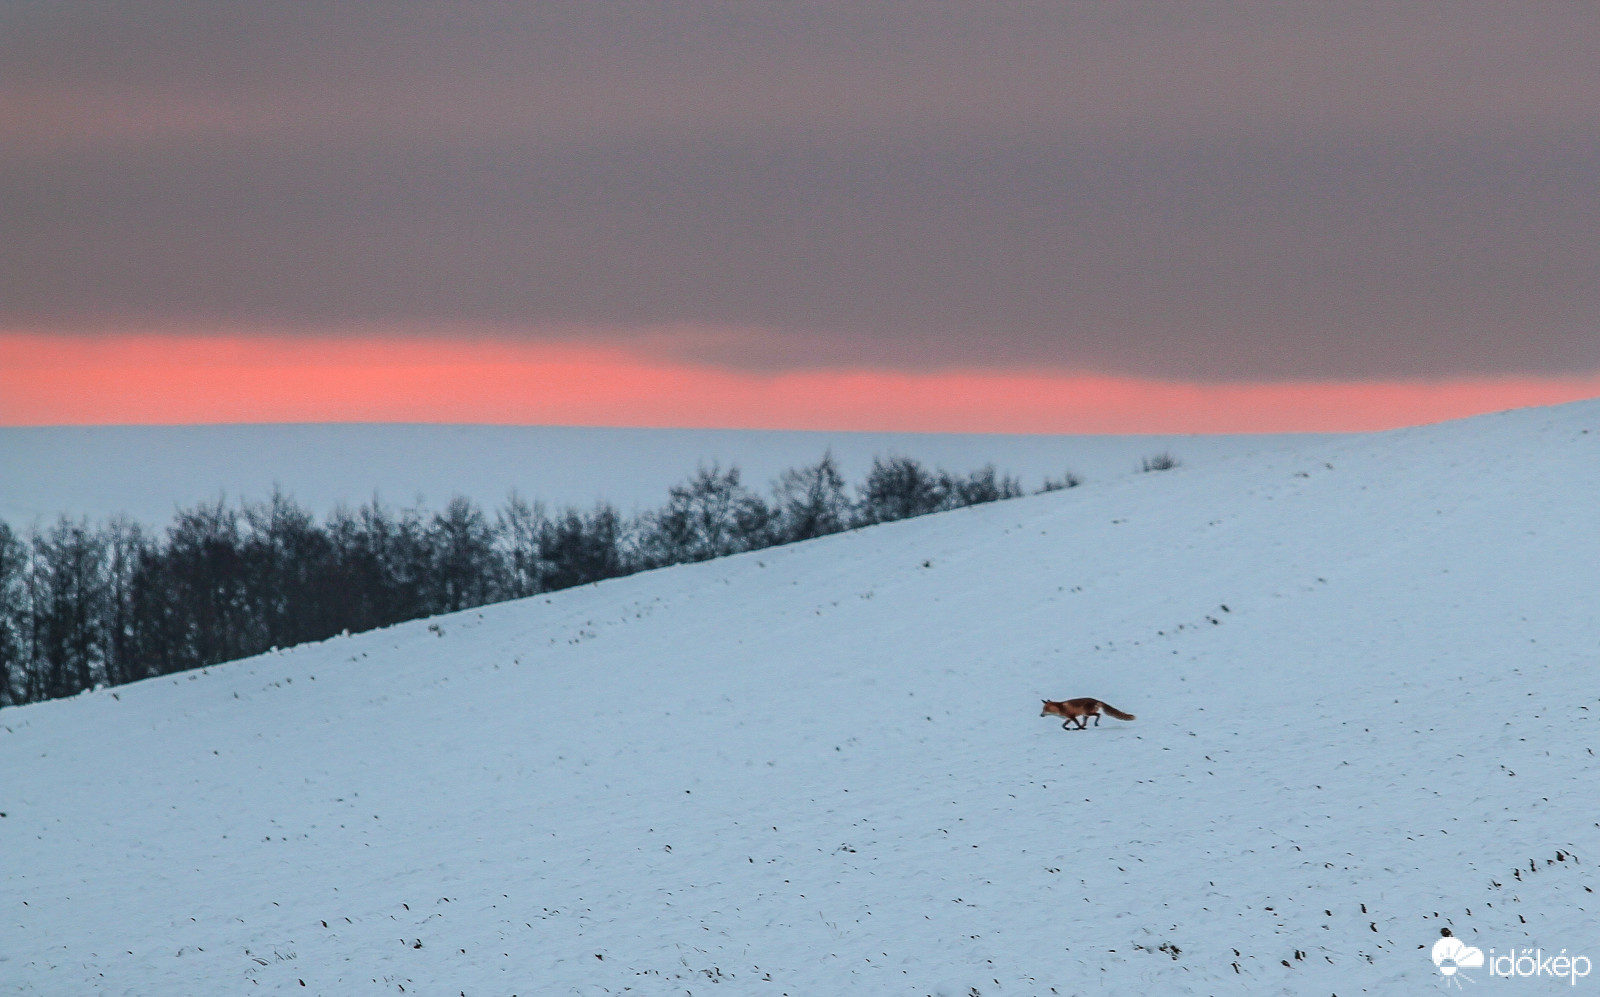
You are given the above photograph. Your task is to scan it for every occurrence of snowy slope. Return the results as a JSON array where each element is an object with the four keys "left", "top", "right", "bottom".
[
  {"left": 4, "top": 401, "right": 1600, "bottom": 995},
  {"left": 0, "top": 423, "right": 1324, "bottom": 527}
]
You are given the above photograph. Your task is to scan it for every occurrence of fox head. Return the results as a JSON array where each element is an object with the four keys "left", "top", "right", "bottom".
[{"left": 1040, "top": 699, "right": 1059, "bottom": 716}]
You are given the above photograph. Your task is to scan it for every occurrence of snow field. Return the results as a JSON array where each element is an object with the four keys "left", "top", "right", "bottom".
[{"left": 3, "top": 401, "right": 1599, "bottom": 994}]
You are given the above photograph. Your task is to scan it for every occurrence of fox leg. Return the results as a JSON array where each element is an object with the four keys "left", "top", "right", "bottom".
[{"left": 1091, "top": 713, "right": 1101, "bottom": 726}]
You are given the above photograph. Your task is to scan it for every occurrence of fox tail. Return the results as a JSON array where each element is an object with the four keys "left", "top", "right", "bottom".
[{"left": 1100, "top": 703, "right": 1136, "bottom": 721}]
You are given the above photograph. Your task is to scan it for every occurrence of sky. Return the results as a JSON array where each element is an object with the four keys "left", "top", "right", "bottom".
[{"left": 3, "top": 2, "right": 1599, "bottom": 432}]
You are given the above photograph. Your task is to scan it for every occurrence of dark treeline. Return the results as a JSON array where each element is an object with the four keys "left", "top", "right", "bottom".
[{"left": 0, "top": 454, "right": 1064, "bottom": 708}]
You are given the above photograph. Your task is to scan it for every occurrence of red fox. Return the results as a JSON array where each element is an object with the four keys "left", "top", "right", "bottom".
[{"left": 1040, "top": 698, "right": 1136, "bottom": 730}]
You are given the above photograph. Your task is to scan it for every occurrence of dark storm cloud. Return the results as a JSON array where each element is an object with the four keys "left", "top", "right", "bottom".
[{"left": 4, "top": 2, "right": 1599, "bottom": 379}]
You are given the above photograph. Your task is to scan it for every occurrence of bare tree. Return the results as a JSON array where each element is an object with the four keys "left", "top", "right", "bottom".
[
  {"left": 1039, "top": 471, "right": 1083, "bottom": 492},
  {"left": 857, "top": 455, "right": 944, "bottom": 525},
  {"left": 242, "top": 489, "right": 334, "bottom": 649},
  {"left": 429, "top": 496, "right": 503, "bottom": 613},
  {"left": 101, "top": 517, "right": 147, "bottom": 686},
  {"left": 0, "top": 522, "right": 27, "bottom": 705},
  {"left": 496, "top": 491, "right": 550, "bottom": 599},
  {"left": 540, "top": 504, "right": 627, "bottom": 590},
  {"left": 31, "top": 517, "right": 110, "bottom": 699},
  {"left": 641, "top": 464, "right": 770, "bottom": 566},
  {"left": 941, "top": 464, "right": 1023, "bottom": 508},
  {"left": 161, "top": 499, "right": 251, "bottom": 672},
  {"left": 771, "top": 452, "right": 851, "bottom": 542}
]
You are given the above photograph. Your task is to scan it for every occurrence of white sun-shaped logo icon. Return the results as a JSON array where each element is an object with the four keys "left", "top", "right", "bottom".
[{"left": 1432, "top": 936, "right": 1484, "bottom": 988}]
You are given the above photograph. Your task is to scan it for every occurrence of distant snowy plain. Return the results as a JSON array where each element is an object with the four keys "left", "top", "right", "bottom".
[
  {"left": 3, "top": 402, "right": 1599, "bottom": 994},
  {"left": 0, "top": 424, "right": 1322, "bottom": 526}
]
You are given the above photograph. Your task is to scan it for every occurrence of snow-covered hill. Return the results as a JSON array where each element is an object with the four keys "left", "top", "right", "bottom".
[
  {"left": 0, "top": 423, "right": 1323, "bottom": 527},
  {"left": 4, "top": 401, "right": 1599, "bottom": 995}
]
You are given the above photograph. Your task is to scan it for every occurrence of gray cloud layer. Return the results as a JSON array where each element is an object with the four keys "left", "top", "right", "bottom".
[{"left": 4, "top": 2, "right": 1598, "bottom": 379}]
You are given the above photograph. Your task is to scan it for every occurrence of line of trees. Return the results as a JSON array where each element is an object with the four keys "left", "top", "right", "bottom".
[{"left": 0, "top": 453, "right": 1070, "bottom": 708}]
